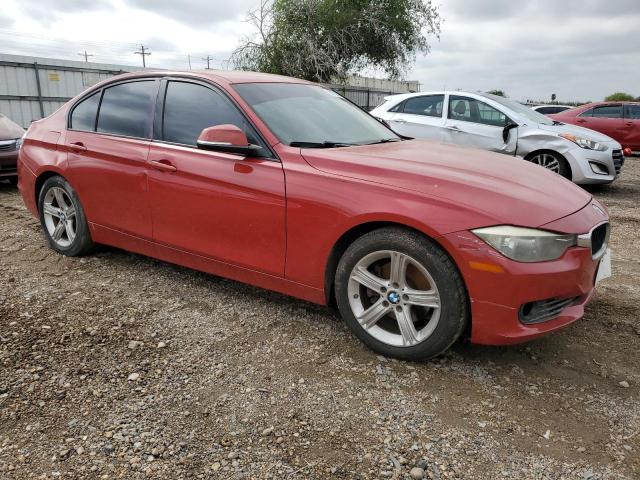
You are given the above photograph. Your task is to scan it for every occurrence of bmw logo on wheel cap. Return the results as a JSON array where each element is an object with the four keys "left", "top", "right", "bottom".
[{"left": 387, "top": 291, "right": 400, "bottom": 304}]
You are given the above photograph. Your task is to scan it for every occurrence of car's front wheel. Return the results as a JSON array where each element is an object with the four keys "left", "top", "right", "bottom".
[
  {"left": 38, "top": 176, "right": 94, "bottom": 256},
  {"left": 335, "top": 227, "right": 468, "bottom": 360},
  {"left": 527, "top": 151, "right": 571, "bottom": 179}
]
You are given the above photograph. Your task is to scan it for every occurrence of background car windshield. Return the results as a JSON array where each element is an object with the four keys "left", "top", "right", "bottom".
[
  {"left": 234, "top": 83, "right": 399, "bottom": 145},
  {"left": 479, "top": 92, "right": 554, "bottom": 126}
]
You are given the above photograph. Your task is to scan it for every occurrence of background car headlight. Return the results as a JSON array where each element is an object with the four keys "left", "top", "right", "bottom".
[
  {"left": 472, "top": 226, "right": 577, "bottom": 262},
  {"left": 15, "top": 133, "right": 26, "bottom": 150},
  {"left": 559, "top": 133, "right": 606, "bottom": 151}
]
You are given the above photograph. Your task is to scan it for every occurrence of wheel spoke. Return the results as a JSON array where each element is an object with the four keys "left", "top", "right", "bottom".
[
  {"left": 65, "top": 220, "right": 76, "bottom": 242},
  {"left": 357, "top": 298, "right": 391, "bottom": 329},
  {"left": 65, "top": 205, "right": 76, "bottom": 219},
  {"left": 53, "top": 188, "right": 67, "bottom": 209},
  {"left": 351, "top": 266, "right": 387, "bottom": 292},
  {"left": 395, "top": 307, "right": 419, "bottom": 346},
  {"left": 389, "top": 252, "right": 408, "bottom": 286},
  {"left": 52, "top": 221, "right": 66, "bottom": 241},
  {"left": 403, "top": 288, "right": 440, "bottom": 308},
  {"left": 43, "top": 203, "right": 62, "bottom": 218}
]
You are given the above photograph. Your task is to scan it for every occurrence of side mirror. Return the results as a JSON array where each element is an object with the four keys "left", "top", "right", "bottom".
[
  {"left": 197, "top": 124, "right": 265, "bottom": 157},
  {"left": 502, "top": 122, "right": 518, "bottom": 143}
]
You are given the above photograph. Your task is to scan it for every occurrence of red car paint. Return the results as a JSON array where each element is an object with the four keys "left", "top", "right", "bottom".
[
  {"left": 18, "top": 70, "right": 608, "bottom": 346},
  {"left": 551, "top": 101, "right": 640, "bottom": 152}
]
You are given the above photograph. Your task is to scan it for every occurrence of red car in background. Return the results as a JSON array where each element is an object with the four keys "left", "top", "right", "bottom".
[
  {"left": 17, "top": 70, "right": 612, "bottom": 360},
  {"left": 551, "top": 102, "right": 640, "bottom": 153}
]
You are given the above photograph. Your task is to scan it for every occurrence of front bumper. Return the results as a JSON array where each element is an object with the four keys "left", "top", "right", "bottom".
[
  {"left": 0, "top": 149, "right": 18, "bottom": 178},
  {"left": 441, "top": 201, "right": 609, "bottom": 345},
  {"left": 565, "top": 144, "right": 623, "bottom": 184}
]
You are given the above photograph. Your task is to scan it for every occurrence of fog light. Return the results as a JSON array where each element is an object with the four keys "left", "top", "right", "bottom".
[{"left": 589, "top": 162, "right": 608, "bottom": 175}]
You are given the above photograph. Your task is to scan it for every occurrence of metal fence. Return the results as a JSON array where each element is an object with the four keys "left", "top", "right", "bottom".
[{"left": 0, "top": 53, "right": 415, "bottom": 127}]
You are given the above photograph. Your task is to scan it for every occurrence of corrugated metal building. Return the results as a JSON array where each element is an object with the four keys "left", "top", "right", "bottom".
[
  {"left": 0, "top": 53, "right": 140, "bottom": 128},
  {"left": 0, "top": 53, "right": 419, "bottom": 127}
]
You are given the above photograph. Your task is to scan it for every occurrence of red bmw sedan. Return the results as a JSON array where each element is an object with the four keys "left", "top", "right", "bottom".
[{"left": 17, "top": 71, "right": 611, "bottom": 360}]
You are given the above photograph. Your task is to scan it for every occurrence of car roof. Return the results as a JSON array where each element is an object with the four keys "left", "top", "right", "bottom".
[
  {"left": 577, "top": 101, "right": 640, "bottom": 108},
  {"left": 101, "top": 69, "right": 313, "bottom": 86}
]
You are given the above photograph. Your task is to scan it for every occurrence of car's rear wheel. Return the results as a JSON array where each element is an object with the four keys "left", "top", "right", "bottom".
[
  {"left": 335, "top": 227, "right": 468, "bottom": 360},
  {"left": 38, "top": 176, "right": 94, "bottom": 256},
  {"left": 527, "top": 151, "right": 571, "bottom": 179}
]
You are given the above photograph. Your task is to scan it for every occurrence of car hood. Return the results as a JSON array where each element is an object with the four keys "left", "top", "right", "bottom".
[
  {"left": 300, "top": 139, "right": 592, "bottom": 230},
  {"left": 536, "top": 122, "right": 617, "bottom": 143},
  {"left": 0, "top": 114, "right": 25, "bottom": 140}
]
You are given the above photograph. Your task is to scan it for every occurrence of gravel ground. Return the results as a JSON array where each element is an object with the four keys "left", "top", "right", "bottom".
[{"left": 1, "top": 159, "right": 639, "bottom": 479}]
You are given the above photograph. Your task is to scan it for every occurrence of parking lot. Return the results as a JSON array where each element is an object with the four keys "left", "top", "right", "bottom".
[{"left": 0, "top": 159, "right": 638, "bottom": 479}]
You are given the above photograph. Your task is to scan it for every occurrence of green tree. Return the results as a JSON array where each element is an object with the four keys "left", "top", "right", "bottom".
[
  {"left": 486, "top": 90, "right": 506, "bottom": 97},
  {"left": 605, "top": 92, "right": 635, "bottom": 101},
  {"left": 231, "top": 0, "right": 441, "bottom": 82}
]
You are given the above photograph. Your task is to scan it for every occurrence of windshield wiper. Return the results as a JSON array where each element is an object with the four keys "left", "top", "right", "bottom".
[
  {"left": 289, "top": 141, "right": 356, "bottom": 148},
  {"left": 364, "top": 138, "right": 403, "bottom": 145}
]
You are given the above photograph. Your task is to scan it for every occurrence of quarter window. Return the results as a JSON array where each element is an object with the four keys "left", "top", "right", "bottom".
[
  {"left": 402, "top": 95, "right": 444, "bottom": 117},
  {"left": 97, "top": 81, "right": 156, "bottom": 138},
  {"left": 448, "top": 96, "right": 507, "bottom": 127},
  {"left": 162, "top": 81, "right": 260, "bottom": 147},
  {"left": 70, "top": 91, "right": 101, "bottom": 131}
]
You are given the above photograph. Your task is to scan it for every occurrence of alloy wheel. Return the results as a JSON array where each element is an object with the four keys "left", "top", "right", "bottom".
[
  {"left": 42, "top": 187, "right": 77, "bottom": 248},
  {"left": 529, "top": 153, "right": 560, "bottom": 173},
  {"left": 347, "top": 250, "right": 441, "bottom": 347}
]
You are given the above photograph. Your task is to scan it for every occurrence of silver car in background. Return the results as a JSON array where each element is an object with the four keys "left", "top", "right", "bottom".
[{"left": 371, "top": 91, "right": 624, "bottom": 184}]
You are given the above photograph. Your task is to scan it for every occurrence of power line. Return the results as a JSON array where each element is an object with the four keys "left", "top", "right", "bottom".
[
  {"left": 134, "top": 44, "right": 151, "bottom": 68},
  {"left": 78, "top": 50, "right": 94, "bottom": 62}
]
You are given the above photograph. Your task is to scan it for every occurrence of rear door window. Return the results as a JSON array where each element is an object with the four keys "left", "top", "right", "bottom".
[
  {"left": 161, "top": 81, "right": 262, "bottom": 147},
  {"left": 70, "top": 91, "right": 101, "bottom": 131},
  {"left": 581, "top": 105, "right": 623, "bottom": 119},
  {"left": 402, "top": 95, "right": 444, "bottom": 117},
  {"left": 97, "top": 80, "right": 156, "bottom": 138},
  {"left": 624, "top": 105, "right": 640, "bottom": 120}
]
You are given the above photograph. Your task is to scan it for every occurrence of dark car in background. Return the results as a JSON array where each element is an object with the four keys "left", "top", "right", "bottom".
[
  {"left": 0, "top": 113, "right": 25, "bottom": 185},
  {"left": 551, "top": 102, "right": 640, "bottom": 154}
]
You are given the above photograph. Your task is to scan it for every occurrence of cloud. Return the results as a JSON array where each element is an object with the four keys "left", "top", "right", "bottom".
[
  {"left": 0, "top": 13, "right": 14, "bottom": 28},
  {"left": 125, "top": 0, "right": 258, "bottom": 26},
  {"left": 19, "top": 0, "right": 113, "bottom": 24}
]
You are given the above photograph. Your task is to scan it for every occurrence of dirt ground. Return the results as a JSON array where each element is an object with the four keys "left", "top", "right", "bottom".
[{"left": 1, "top": 159, "right": 639, "bottom": 480}]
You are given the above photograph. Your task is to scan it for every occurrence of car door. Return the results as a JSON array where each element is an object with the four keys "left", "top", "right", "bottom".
[
  {"left": 622, "top": 104, "right": 640, "bottom": 150},
  {"left": 575, "top": 105, "right": 624, "bottom": 143},
  {"left": 443, "top": 95, "right": 516, "bottom": 155},
  {"left": 65, "top": 79, "right": 158, "bottom": 239},
  {"left": 147, "top": 79, "right": 286, "bottom": 276},
  {"left": 386, "top": 94, "right": 445, "bottom": 139}
]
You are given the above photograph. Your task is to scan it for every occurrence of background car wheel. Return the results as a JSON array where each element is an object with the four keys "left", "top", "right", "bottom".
[
  {"left": 38, "top": 176, "right": 94, "bottom": 256},
  {"left": 335, "top": 227, "right": 468, "bottom": 361},
  {"left": 526, "top": 151, "right": 571, "bottom": 179},
  {"left": 8, "top": 176, "right": 18, "bottom": 186}
]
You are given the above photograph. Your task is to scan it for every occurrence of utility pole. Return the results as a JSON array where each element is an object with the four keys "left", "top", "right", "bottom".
[
  {"left": 78, "top": 50, "right": 93, "bottom": 62},
  {"left": 202, "top": 55, "right": 213, "bottom": 70},
  {"left": 134, "top": 44, "right": 151, "bottom": 68}
]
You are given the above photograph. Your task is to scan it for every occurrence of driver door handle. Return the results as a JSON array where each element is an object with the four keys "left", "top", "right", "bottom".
[
  {"left": 394, "top": 119, "right": 407, "bottom": 124},
  {"left": 447, "top": 125, "right": 462, "bottom": 132},
  {"left": 149, "top": 159, "right": 177, "bottom": 173},
  {"left": 68, "top": 142, "right": 87, "bottom": 152}
]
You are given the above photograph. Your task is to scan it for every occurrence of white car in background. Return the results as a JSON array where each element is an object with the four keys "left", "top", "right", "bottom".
[
  {"left": 531, "top": 105, "right": 573, "bottom": 115},
  {"left": 371, "top": 91, "right": 623, "bottom": 184}
]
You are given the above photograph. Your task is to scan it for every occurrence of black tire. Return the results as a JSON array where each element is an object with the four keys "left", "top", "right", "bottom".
[
  {"left": 526, "top": 151, "right": 571, "bottom": 180},
  {"left": 335, "top": 227, "right": 468, "bottom": 361},
  {"left": 8, "top": 176, "right": 18, "bottom": 187},
  {"left": 38, "top": 176, "right": 95, "bottom": 256}
]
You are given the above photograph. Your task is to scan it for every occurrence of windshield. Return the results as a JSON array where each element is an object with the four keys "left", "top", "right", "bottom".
[
  {"left": 478, "top": 92, "right": 554, "bottom": 126},
  {"left": 234, "top": 83, "right": 399, "bottom": 147}
]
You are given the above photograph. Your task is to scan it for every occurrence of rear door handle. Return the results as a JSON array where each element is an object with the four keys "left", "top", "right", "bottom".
[
  {"left": 68, "top": 142, "right": 87, "bottom": 152},
  {"left": 577, "top": 119, "right": 587, "bottom": 123},
  {"left": 447, "top": 125, "right": 462, "bottom": 132},
  {"left": 394, "top": 119, "right": 407, "bottom": 124},
  {"left": 625, "top": 122, "right": 633, "bottom": 126},
  {"left": 149, "top": 160, "right": 177, "bottom": 173}
]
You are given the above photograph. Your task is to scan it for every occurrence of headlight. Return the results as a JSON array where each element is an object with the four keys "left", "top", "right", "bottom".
[
  {"left": 559, "top": 133, "right": 606, "bottom": 151},
  {"left": 15, "top": 133, "right": 26, "bottom": 150},
  {"left": 472, "top": 226, "right": 577, "bottom": 262}
]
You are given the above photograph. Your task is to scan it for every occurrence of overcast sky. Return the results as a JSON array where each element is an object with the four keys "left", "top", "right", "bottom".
[{"left": 1, "top": 0, "right": 638, "bottom": 102}]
